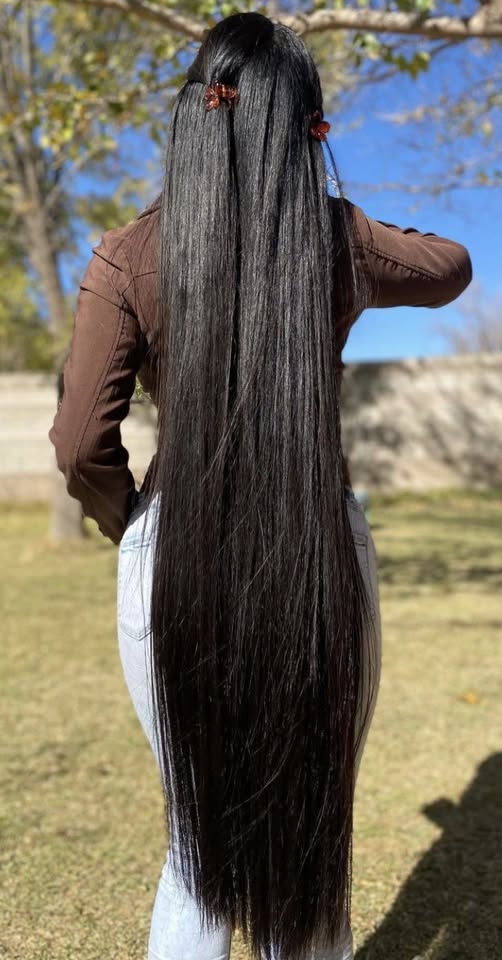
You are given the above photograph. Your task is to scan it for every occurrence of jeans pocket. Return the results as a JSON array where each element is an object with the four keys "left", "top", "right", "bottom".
[
  {"left": 352, "top": 531, "right": 373, "bottom": 605},
  {"left": 117, "top": 539, "right": 152, "bottom": 642},
  {"left": 346, "top": 500, "right": 378, "bottom": 626}
]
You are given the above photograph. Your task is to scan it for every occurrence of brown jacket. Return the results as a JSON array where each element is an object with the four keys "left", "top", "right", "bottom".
[{"left": 48, "top": 194, "right": 472, "bottom": 544}]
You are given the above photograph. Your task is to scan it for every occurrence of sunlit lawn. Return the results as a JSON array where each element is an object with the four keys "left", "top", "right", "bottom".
[{"left": 1, "top": 490, "right": 501, "bottom": 960}]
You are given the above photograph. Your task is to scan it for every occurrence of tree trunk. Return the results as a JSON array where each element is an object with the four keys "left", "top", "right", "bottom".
[
  {"left": 24, "top": 208, "right": 68, "bottom": 339},
  {"left": 23, "top": 203, "right": 86, "bottom": 540},
  {"left": 0, "top": 5, "right": 82, "bottom": 538},
  {"left": 49, "top": 459, "right": 87, "bottom": 539},
  {"left": 47, "top": 367, "right": 86, "bottom": 540},
  {"left": 49, "top": 364, "right": 85, "bottom": 540}
]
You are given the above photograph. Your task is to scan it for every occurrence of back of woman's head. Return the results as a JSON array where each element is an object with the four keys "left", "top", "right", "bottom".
[
  {"left": 149, "top": 13, "right": 376, "bottom": 960},
  {"left": 184, "top": 12, "right": 323, "bottom": 147}
]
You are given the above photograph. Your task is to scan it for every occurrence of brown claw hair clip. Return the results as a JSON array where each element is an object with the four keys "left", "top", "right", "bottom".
[
  {"left": 309, "top": 110, "right": 331, "bottom": 142},
  {"left": 203, "top": 82, "right": 240, "bottom": 111}
]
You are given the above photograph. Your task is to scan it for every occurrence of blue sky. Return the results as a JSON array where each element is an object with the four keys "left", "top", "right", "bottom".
[
  {"left": 335, "top": 132, "right": 495, "bottom": 364},
  {"left": 330, "top": 41, "right": 500, "bottom": 363},
  {"left": 72, "top": 37, "right": 500, "bottom": 365}
]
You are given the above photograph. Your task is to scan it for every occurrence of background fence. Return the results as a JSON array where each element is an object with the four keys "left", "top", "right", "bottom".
[{"left": 1, "top": 352, "right": 501, "bottom": 500}]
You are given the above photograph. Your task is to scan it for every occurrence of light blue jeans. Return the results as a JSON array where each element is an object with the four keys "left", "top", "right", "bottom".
[{"left": 117, "top": 488, "right": 382, "bottom": 960}]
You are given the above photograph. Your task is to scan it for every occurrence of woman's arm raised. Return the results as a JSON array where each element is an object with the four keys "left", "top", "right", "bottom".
[{"left": 335, "top": 197, "right": 473, "bottom": 309}]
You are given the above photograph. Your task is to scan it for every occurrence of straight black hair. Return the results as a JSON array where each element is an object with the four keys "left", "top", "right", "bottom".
[{"left": 148, "top": 12, "right": 377, "bottom": 960}]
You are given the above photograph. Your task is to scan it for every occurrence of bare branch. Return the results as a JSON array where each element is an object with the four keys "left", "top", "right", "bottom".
[
  {"left": 281, "top": 5, "right": 502, "bottom": 40},
  {"left": 347, "top": 170, "right": 502, "bottom": 194},
  {"left": 20, "top": 0, "right": 35, "bottom": 100},
  {"left": 35, "top": 0, "right": 208, "bottom": 40},
  {"left": 347, "top": 37, "right": 459, "bottom": 91},
  {"left": 30, "top": 0, "right": 502, "bottom": 40},
  {"left": 433, "top": 282, "right": 502, "bottom": 353}
]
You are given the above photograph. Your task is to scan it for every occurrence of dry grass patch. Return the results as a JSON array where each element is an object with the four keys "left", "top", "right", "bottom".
[{"left": 1, "top": 491, "right": 500, "bottom": 960}]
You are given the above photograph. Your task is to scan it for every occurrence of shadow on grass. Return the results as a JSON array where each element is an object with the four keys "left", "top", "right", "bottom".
[
  {"left": 377, "top": 553, "right": 502, "bottom": 590},
  {"left": 355, "top": 753, "right": 502, "bottom": 960},
  {"left": 378, "top": 553, "right": 453, "bottom": 588}
]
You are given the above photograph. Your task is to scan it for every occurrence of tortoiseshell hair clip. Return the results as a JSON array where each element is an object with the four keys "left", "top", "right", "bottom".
[{"left": 203, "top": 82, "right": 240, "bottom": 111}]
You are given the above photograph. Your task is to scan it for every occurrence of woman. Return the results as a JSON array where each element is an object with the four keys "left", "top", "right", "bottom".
[{"left": 49, "top": 12, "right": 472, "bottom": 960}]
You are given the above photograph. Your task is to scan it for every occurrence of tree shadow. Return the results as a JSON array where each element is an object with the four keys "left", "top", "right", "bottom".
[
  {"left": 355, "top": 753, "right": 502, "bottom": 959},
  {"left": 341, "top": 362, "right": 403, "bottom": 490},
  {"left": 341, "top": 358, "right": 502, "bottom": 490},
  {"left": 421, "top": 376, "right": 502, "bottom": 488}
]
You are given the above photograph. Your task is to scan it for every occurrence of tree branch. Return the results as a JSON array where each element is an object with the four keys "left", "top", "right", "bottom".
[
  {"left": 281, "top": 6, "right": 502, "bottom": 40},
  {"left": 347, "top": 170, "right": 502, "bottom": 194},
  {"left": 20, "top": 0, "right": 35, "bottom": 101},
  {"left": 43, "top": 0, "right": 207, "bottom": 40},
  {"left": 30, "top": 0, "right": 502, "bottom": 40}
]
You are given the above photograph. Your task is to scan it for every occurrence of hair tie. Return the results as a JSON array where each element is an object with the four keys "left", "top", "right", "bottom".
[
  {"left": 203, "top": 82, "right": 240, "bottom": 112},
  {"left": 309, "top": 110, "right": 330, "bottom": 142}
]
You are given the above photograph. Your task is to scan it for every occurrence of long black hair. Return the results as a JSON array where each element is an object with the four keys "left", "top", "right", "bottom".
[{"left": 148, "top": 12, "right": 377, "bottom": 960}]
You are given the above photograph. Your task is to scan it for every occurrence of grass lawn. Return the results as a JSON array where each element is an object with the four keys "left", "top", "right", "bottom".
[{"left": 1, "top": 490, "right": 501, "bottom": 960}]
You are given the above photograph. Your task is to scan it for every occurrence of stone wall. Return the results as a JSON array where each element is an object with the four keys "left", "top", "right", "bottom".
[{"left": 1, "top": 353, "right": 501, "bottom": 499}]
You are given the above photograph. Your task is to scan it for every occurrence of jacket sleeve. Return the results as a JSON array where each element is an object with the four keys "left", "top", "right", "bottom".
[
  {"left": 48, "top": 232, "right": 142, "bottom": 545},
  {"left": 345, "top": 200, "right": 473, "bottom": 308}
]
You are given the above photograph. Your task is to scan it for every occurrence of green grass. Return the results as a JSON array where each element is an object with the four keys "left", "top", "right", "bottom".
[{"left": 1, "top": 491, "right": 501, "bottom": 960}]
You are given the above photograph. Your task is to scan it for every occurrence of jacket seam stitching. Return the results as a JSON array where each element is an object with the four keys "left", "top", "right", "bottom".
[
  {"left": 91, "top": 247, "right": 136, "bottom": 310},
  {"left": 92, "top": 236, "right": 129, "bottom": 275},
  {"left": 136, "top": 200, "right": 161, "bottom": 220},
  {"left": 365, "top": 242, "right": 443, "bottom": 281},
  {"left": 119, "top": 248, "right": 137, "bottom": 309},
  {"left": 93, "top": 206, "right": 159, "bottom": 284},
  {"left": 70, "top": 301, "right": 127, "bottom": 484}
]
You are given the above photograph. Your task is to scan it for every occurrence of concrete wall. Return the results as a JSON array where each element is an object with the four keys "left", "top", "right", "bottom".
[
  {"left": 1, "top": 353, "right": 501, "bottom": 499},
  {"left": 0, "top": 373, "right": 157, "bottom": 501},
  {"left": 341, "top": 353, "right": 502, "bottom": 490}
]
